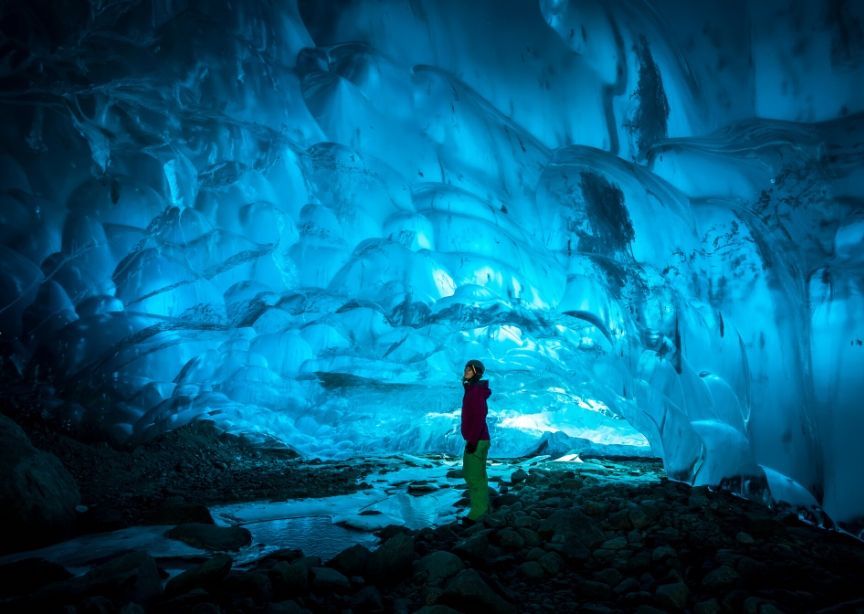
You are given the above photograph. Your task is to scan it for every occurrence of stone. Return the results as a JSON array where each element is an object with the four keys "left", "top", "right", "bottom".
[
  {"left": 310, "top": 566, "right": 350, "bottom": 591},
  {"left": 415, "top": 606, "right": 462, "bottom": 614},
  {"left": 0, "top": 414, "right": 81, "bottom": 552},
  {"left": 413, "top": 551, "right": 464, "bottom": 585},
  {"left": 519, "top": 561, "right": 545, "bottom": 578},
  {"left": 150, "top": 500, "right": 214, "bottom": 525},
  {"left": 694, "top": 598, "right": 721, "bottom": 614},
  {"left": 594, "top": 568, "right": 623, "bottom": 586},
  {"left": 222, "top": 571, "right": 272, "bottom": 604},
  {"left": 165, "top": 523, "right": 252, "bottom": 550},
  {"left": 510, "top": 469, "right": 527, "bottom": 484},
  {"left": 629, "top": 507, "right": 650, "bottom": 529},
  {"left": 350, "top": 584, "right": 384, "bottom": 610},
  {"left": 516, "top": 527, "right": 540, "bottom": 547},
  {"left": 613, "top": 577, "right": 640, "bottom": 594},
  {"left": 327, "top": 544, "right": 370, "bottom": 577},
  {"left": 575, "top": 578, "right": 610, "bottom": 599},
  {"left": 495, "top": 528, "right": 525, "bottom": 550},
  {"left": 652, "top": 545, "right": 677, "bottom": 562},
  {"left": 269, "top": 560, "right": 310, "bottom": 597},
  {"left": 0, "top": 557, "right": 72, "bottom": 597},
  {"left": 736, "top": 531, "right": 755, "bottom": 544},
  {"left": 538, "top": 552, "right": 563, "bottom": 575},
  {"left": 537, "top": 509, "right": 604, "bottom": 547},
  {"left": 268, "top": 600, "right": 310, "bottom": 614},
  {"left": 656, "top": 582, "right": 689, "bottom": 610},
  {"left": 165, "top": 553, "right": 233, "bottom": 595},
  {"left": 366, "top": 532, "right": 415, "bottom": 584},
  {"left": 702, "top": 565, "right": 739, "bottom": 589},
  {"left": 453, "top": 529, "right": 492, "bottom": 561},
  {"left": 525, "top": 547, "right": 545, "bottom": 561},
  {"left": 439, "top": 569, "right": 516, "bottom": 613},
  {"left": 600, "top": 536, "right": 628, "bottom": 550},
  {"left": 84, "top": 551, "right": 162, "bottom": 604}
]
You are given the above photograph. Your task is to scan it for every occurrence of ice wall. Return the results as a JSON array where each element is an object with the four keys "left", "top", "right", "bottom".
[{"left": 0, "top": 0, "right": 862, "bottom": 530}]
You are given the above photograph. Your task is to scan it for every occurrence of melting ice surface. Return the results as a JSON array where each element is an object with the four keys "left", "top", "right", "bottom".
[
  {"left": 0, "top": 1, "right": 863, "bottom": 531},
  {"left": 0, "top": 455, "right": 659, "bottom": 573}
]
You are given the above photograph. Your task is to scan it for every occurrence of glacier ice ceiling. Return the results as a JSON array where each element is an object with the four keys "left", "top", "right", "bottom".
[{"left": 0, "top": 0, "right": 862, "bottom": 529}]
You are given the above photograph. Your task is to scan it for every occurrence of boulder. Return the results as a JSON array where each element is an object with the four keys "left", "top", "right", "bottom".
[
  {"left": 327, "top": 543, "right": 370, "bottom": 577},
  {"left": 165, "top": 523, "right": 252, "bottom": 550},
  {"left": 366, "top": 532, "right": 415, "bottom": 584},
  {"left": 83, "top": 550, "right": 163, "bottom": 603},
  {"left": 165, "top": 554, "right": 233, "bottom": 595},
  {"left": 0, "top": 557, "right": 72, "bottom": 596},
  {"left": 439, "top": 569, "right": 516, "bottom": 613},
  {"left": 0, "top": 414, "right": 80, "bottom": 552},
  {"left": 413, "top": 551, "right": 464, "bottom": 585},
  {"left": 537, "top": 508, "right": 604, "bottom": 547},
  {"left": 310, "top": 566, "right": 350, "bottom": 592}
]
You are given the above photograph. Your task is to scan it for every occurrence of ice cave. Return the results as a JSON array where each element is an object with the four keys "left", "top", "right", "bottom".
[{"left": 1, "top": 0, "right": 863, "bottom": 612}]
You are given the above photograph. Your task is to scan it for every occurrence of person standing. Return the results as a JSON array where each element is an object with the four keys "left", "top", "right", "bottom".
[{"left": 460, "top": 359, "right": 491, "bottom": 525}]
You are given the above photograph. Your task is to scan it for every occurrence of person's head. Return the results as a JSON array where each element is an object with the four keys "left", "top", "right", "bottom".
[{"left": 463, "top": 359, "right": 485, "bottom": 381}]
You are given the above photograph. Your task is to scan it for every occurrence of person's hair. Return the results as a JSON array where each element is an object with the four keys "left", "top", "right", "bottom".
[{"left": 464, "top": 359, "right": 485, "bottom": 378}]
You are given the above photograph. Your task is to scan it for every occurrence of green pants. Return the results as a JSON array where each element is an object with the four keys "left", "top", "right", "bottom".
[{"left": 463, "top": 439, "right": 491, "bottom": 520}]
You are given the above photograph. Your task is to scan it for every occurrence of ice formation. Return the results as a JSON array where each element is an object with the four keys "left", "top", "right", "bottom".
[{"left": 0, "top": 1, "right": 862, "bottom": 530}]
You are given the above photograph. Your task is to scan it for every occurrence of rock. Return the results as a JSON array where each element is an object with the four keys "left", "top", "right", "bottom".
[
  {"left": 694, "top": 598, "right": 722, "bottom": 613},
  {"left": 736, "top": 531, "right": 755, "bottom": 544},
  {"left": 656, "top": 582, "right": 689, "bottom": 610},
  {"left": 526, "top": 547, "right": 545, "bottom": 561},
  {"left": 327, "top": 544, "right": 370, "bottom": 577},
  {"left": 366, "top": 532, "right": 415, "bottom": 584},
  {"left": 538, "top": 552, "right": 563, "bottom": 575},
  {"left": 150, "top": 500, "right": 214, "bottom": 525},
  {"left": 510, "top": 469, "right": 528, "bottom": 484},
  {"left": 152, "top": 588, "right": 215, "bottom": 611},
  {"left": 614, "top": 577, "right": 640, "bottom": 594},
  {"left": 84, "top": 551, "right": 162, "bottom": 604},
  {"left": 652, "top": 545, "right": 677, "bottom": 562},
  {"left": 575, "top": 578, "right": 610, "bottom": 599},
  {"left": 408, "top": 481, "right": 438, "bottom": 495},
  {"left": 0, "top": 557, "right": 72, "bottom": 596},
  {"left": 495, "top": 528, "right": 525, "bottom": 550},
  {"left": 439, "top": 569, "right": 516, "bottom": 613},
  {"left": 594, "top": 568, "right": 623, "bottom": 586},
  {"left": 415, "top": 606, "right": 462, "bottom": 614},
  {"left": 0, "top": 414, "right": 81, "bottom": 552},
  {"left": 165, "top": 523, "right": 252, "bottom": 550},
  {"left": 519, "top": 561, "right": 545, "bottom": 578},
  {"left": 537, "top": 509, "right": 604, "bottom": 547},
  {"left": 311, "top": 566, "right": 350, "bottom": 591},
  {"left": 600, "top": 536, "right": 628, "bottom": 550},
  {"left": 350, "top": 584, "right": 384, "bottom": 610},
  {"left": 702, "top": 565, "right": 739, "bottom": 590},
  {"left": 453, "top": 529, "right": 492, "bottom": 561},
  {"left": 516, "top": 527, "right": 540, "bottom": 547},
  {"left": 222, "top": 571, "right": 272, "bottom": 605},
  {"left": 268, "top": 600, "right": 311, "bottom": 614},
  {"left": 414, "top": 551, "right": 464, "bottom": 585},
  {"left": 165, "top": 553, "right": 233, "bottom": 595},
  {"left": 629, "top": 507, "right": 650, "bottom": 529},
  {"left": 269, "top": 560, "right": 310, "bottom": 598}
]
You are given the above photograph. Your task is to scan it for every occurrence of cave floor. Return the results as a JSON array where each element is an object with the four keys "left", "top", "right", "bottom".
[{"left": 3, "top": 420, "right": 864, "bottom": 613}]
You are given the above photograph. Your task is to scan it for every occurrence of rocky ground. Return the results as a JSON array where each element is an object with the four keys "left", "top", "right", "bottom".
[
  {"left": 22, "top": 418, "right": 381, "bottom": 534},
  {"left": 2, "top": 428, "right": 864, "bottom": 613}
]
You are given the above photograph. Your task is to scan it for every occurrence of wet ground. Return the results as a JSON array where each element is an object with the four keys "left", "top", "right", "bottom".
[{"left": 3, "top": 417, "right": 864, "bottom": 612}]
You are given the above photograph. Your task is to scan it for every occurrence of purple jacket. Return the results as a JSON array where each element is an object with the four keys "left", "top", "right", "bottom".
[{"left": 461, "top": 380, "right": 491, "bottom": 443}]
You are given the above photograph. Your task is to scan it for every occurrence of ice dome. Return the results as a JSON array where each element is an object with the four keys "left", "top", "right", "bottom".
[{"left": 0, "top": 0, "right": 862, "bottom": 532}]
